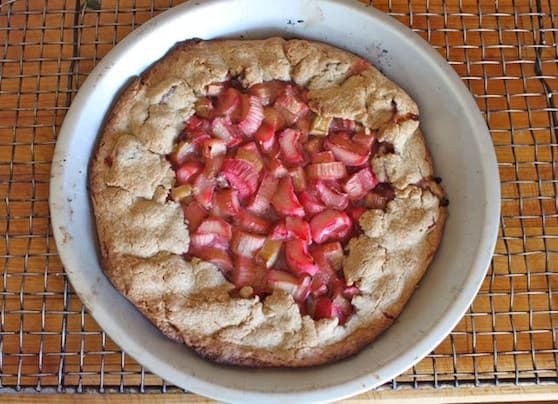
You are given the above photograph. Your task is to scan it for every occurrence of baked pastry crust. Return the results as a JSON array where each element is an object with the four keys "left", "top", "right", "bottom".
[{"left": 90, "top": 37, "right": 447, "bottom": 367}]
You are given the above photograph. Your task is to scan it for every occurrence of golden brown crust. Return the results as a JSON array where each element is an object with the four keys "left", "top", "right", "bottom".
[
  {"left": 89, "top": 37, "right": 447, "bottom": 367},
  {"left": 180, "top": 313, "right": 393, "bottom": 367}
]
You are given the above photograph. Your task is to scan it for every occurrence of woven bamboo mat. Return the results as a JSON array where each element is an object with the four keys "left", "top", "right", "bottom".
[{"left": 0, "top": 0, "right": 557, "bottom": 398}]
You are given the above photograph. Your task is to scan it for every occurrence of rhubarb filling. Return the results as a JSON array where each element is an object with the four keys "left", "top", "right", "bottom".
[{"left": 167, "top": 80, "right": 395, "bottom": 325}]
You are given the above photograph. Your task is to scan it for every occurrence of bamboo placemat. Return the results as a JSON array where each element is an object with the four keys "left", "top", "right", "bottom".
[{"left": 0, "top": 0, "right": 557, "bottom": 399}]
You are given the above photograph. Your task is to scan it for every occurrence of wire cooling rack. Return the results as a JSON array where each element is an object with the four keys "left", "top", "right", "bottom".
[{"left": 0, "top": 0, "right": 557, "bottom": 397}]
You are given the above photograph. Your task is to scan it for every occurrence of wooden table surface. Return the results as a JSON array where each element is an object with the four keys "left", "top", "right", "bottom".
[{"left": 0, "top": 0, "right": 557, "bottom": 401}]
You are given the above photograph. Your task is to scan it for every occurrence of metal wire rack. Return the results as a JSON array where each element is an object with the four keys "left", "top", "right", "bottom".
[{"left": 0, "top": 0, "right": 557, "bottom": 397}]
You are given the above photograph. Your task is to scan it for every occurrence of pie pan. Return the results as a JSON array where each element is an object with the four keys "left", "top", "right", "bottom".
[{"left": 50, "top": 0, "right": 500, "bottom": 401}]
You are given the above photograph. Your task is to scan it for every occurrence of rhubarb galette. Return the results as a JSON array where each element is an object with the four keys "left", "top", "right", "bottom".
[{"left": 90, "top": 37, "right": 447, "bottom": 367}]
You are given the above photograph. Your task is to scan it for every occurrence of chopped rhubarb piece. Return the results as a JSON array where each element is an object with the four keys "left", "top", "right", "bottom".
[
  {"left": 263, "top": 106, "right": 287, "bottom": 131},
  {"left": 322, "top": 241, "right": 344, "bottom": 271},
  {"left": 236, "top": 142, "right": 264, "bottom": 173},
  {"left": 364, "top": 191, "right": 393, "bottom": 209},
  {"left": 313, "top": 297, "right": 335, "bottom": 320},
  {"left": 194, "top": 97, "right": 214, "bottom": 119},
  {"left": 257, "top": 239, "right": 282, "bottom": 268},
  {"left": 214, "top": 87, "right": 241, "bottom": 117},
  {"left": 238, "top": 96, "right": 264, "bottom": 136},
  {"left": 267, "top": 270, "right": 311, "bottom": 302},
  {"left": 363, "top": 183, "right": 395, "bottom": 209},
  {"left": 247, "top": 173, "right": 278, "bottom": 214},
  {"left": 304, "top": 137, "right": 324, "bottom": 155},
  {"left": 185, "top": 116, "right": 211, "bottom": 133},
  {"left": 309, "top": 246, "right": 334, "bottom": 274},
  {"left": 189, "top": 246, "right": 233, "bottom": 273},
  {"left": 307, "top": 162, "right": 347, "bottom": 180},
  {"left": 310, "top": 115, "right": 332, "bottom": 136},
  {"left": 228, "top": 135, "right": 244, "bottom": 148},
  {"left": 275, "top": 90, "right": 309, "bottom": 124},
  {"left": 327, "top": 143, "right": 369, "bottom": 166},
  {"left": 363, "top": 192, "right": 385, "bottom": 210},
  {"left": 201, "top": 138, "right": 227, "bottom": 158},
  {"left": 305, "top": 294, "right": 318, "bottom": 315},
  {"left": 311, "top": 151, "right": 335, "bottom": 163},
  {"left": 206, "top": 83, "right": 225, "bottom": 96},
  {"left": 216, "top": 173, "right": 229, "bottom": 189},
  {"left": 203, "top": 154, "right": 225, "bottom": 177},
  {"left": 270, "top": 222, "right": 289, "bottom": 240},
  {"left": 352, "top": 132, "right": 375, "bottom": 150},
  {"left": 236, "top": 209, "right": 272, "bottom": 234},
  {"left": 193, "top": 173, "right": 216, "bottom": 210},
  {"left": 232, "top": 256, "right": 266, "bottom": 288},
  {"left": 170, "top": 141, "right": 197, "bottom": 166},
  {"left": 190, "top": 232, "right": 229, "bottom": 250},
  {"left": 182, "top": 129, "right": 211, "bottom": 147},
  {"left": 288, "top": 166, "right": 307, "bottom": 193},
  {"left": 343, "top": 286, "right": 360, "bottom": 299},
  {"left": 309, "top": 274, "right": 329, "bottom": 297},
  {"left": 271, "top": 177, "right": 305, "bottom": 217},
  {"left": 344, "top": 167, "right": 378, "bottom": 200},
  {"left": 175, "top": 161, "right": 202, "bottom": 185},
  {"left": 269, "top": 158, "right": 288, "bottom": 178},
  {"left": 285, "top": 239, "right": 319, "bottom": 276},
  {"left": 213, "top": 189, "right": 240, "bottom": 217},
  {"left": 292, "top": 276, "right": 312, "bottom": 303},
  {"left": 221, "top": 158, "right": 260, "bottom": 201},
  {"left": 330, "top": 118, "right": 356, "bottom": 133},
  {"left": 299, "top": 190, "right": 326, "bottom": 217},
  {"left": 331, "top": 295, "right": 353, "bottom": 325},
  {"left": 295, "top": 113, "right": 313, "bottom": 137},
  {"left": 330, "top": 131, "right": 350, "bottom": 142},
  {"left": 285, "top": 216, "right": 312, "bottom": 243},
  {"left": 211, "top": 116, "right": 242, "bottom": 146},
  {"left": 314, "top": 296, "right": 352, "bottom": 325},
  {"left": 196, "top": 217, "right": 232, "bottom": 241},
  {"left": 231, "top": 231, "right": 266, "bottom": 258},
  {"left": 255, "top": 122, "right": 276, "bottom": 153},
  {"left": 316, "top": 181, "right": 349, "bottom": 210},
  {"left": 331, "top": 278, "right": 349, "bottom": 298},
  {"left": 171, "top": 184, "right": 193, "bottom": 203},
  {"left": 189, "top": 132, "right": 212, "bottom": 149},
  {"left": 325, "top": 132, "right": 370, "bottom": 166},
  {"left": 182, "top": 200, "right": 208, "bottom": 231},
  {"left": 310, "top": 209, "right": 352, "bottom": 244},
  {"left": 278, "top": 129, "right": 304, "bottom": 165},
  {"left": 249, "top": 81, "right": 287, "bottom": 105}
]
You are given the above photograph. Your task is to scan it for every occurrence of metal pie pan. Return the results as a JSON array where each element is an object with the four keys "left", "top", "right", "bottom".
[{"left": 50, "top": 0, "right": 500, "bottom": 401}]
